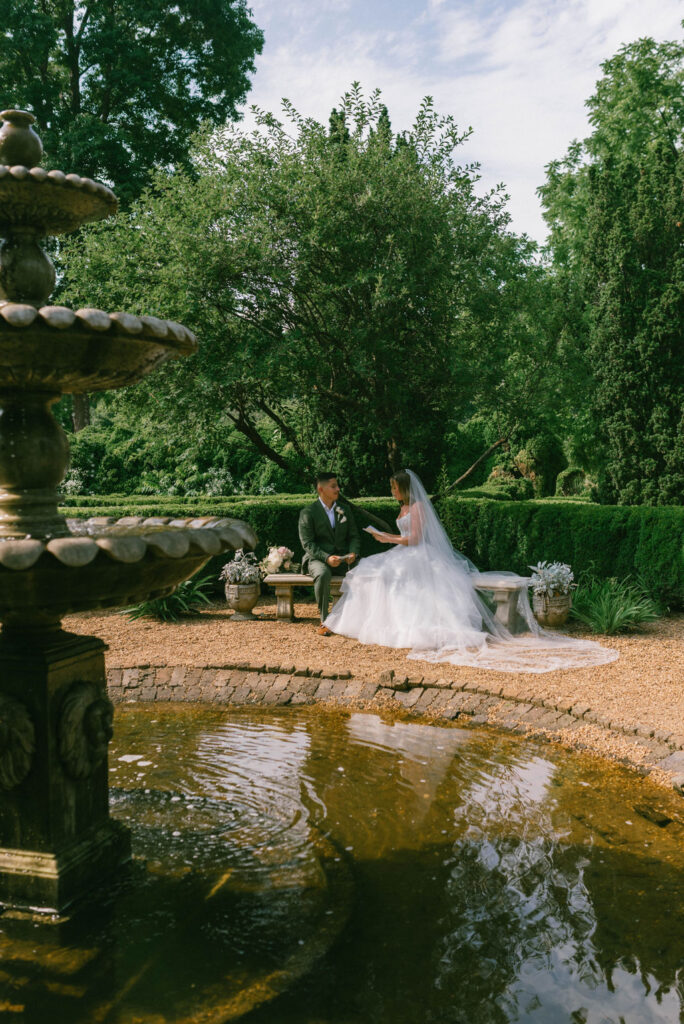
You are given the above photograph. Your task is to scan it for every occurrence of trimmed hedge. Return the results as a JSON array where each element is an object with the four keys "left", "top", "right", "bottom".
[
  {"left": 61, "top": 494, "right": 684, "bottom": 608},
  {"left": 439, "top": 498, "right": 684, "bottom": 609},
  {"left": 60, "top": 496, "right": 400, "bottom": 564}
]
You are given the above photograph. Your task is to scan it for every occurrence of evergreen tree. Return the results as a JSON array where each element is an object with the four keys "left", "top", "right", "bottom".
[
  {"left": 584, "top": 145, "right": 684, "bottom": 504},
  {"left": 540, "top": 36, "right": 684, "bottom": 505}
]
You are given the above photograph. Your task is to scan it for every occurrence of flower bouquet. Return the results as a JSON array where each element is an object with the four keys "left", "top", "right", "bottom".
[{"left": 260, "top": 545, "right": 298, "bottom": 575}]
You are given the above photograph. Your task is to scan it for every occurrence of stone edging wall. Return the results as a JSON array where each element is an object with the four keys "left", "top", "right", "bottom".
[{"left": 107, "top": 663, "right": 684, "bottom": 795}]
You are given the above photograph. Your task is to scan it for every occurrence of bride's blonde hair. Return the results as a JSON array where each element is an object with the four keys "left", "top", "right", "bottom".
[{"left": 390, "top": 471, "right": 411, "bottom": 503}]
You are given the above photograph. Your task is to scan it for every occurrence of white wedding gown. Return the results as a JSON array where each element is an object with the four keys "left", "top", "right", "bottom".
[{"left": 325, "top": 472, "right": 618, "bottom": 674}]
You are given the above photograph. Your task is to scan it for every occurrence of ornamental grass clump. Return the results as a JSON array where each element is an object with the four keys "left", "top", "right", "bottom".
[
  {"left": 571, "top": 577, "right": 661, "bottom": 635},
  {"left": 125, "top": 574, "right": 214, "bottom": 622}
]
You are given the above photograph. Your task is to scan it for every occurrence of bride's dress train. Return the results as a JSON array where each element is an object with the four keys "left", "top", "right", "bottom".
[{"left": 324, "top": 473, "right": 617, "bottom": 674}]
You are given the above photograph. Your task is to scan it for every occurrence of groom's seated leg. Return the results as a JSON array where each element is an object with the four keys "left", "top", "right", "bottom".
[{"left": 308, "top": 559, "right": 332, "bottom": 621}]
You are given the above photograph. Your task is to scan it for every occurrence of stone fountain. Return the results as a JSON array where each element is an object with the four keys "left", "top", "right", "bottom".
[{"left": 0, "top": 109, "right": 256, "bottom": 915}]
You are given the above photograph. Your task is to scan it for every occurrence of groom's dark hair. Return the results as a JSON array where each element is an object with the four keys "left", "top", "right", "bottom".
[{"left": 315, "top": 472, "right": 338, "bottom": 485}]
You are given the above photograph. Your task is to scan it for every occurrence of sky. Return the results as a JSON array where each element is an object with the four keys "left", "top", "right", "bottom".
[{"left": 237, "top": 0, "right": 684, "bottom": 244}]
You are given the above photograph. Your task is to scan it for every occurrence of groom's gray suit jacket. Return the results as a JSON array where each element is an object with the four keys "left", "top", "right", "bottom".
[{"left": 298, "top": 500, "right": 361, "bottom": 572}]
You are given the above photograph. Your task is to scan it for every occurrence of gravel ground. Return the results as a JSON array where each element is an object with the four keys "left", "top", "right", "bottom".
[{"left": 65, "top": 596, "right": 684, "bottom": 748}]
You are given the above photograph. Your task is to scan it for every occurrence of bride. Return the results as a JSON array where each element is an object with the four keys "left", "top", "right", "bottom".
[{"left": 324, "top": 469, "right": 617, "bottom": 673}]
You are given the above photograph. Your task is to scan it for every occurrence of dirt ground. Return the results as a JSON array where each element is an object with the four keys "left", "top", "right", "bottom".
[{"left": 64, "top": 596, "right": 684, "bottom": 743}]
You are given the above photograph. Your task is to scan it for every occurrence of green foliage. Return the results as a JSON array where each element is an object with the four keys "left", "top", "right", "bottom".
[
  {"left": 59, "top": 86, "right": 562, "bottom": 493},
  {"left": 460, "top": 480, "right": 534, "bottom": 501},
  {"left": 64, "top": 492, "right": 684, "bottom": 609},
  {"left": 125, "top": 574, "right": 214, "bottom": 622},
  {"left": 540, "top": 36, "right": 684, "bottom": 506},
  {"left": 556, "top": 466, "right": 593, "bottom": 497},
  {"left": 514, "top": 435, "right": 567, "bottom": 498},
  {"left": 0, "top": 0, "right": 263, "bottom": 203},
  {"left": 61, "top": 412, "right": 282, "bottom": 496},
  {"left": 436, "top": 497, "right": 684, "bottom": 608},
  {"left": 443, "top": 418, "right": 496, "bottom": 487},
  {"left": 571, "top": 577, "right": 661, "bottom": 634}
]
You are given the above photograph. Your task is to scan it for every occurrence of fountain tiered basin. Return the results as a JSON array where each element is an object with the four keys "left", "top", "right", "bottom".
[
  {"left": 0, "top": 302, "right": 197, "bottom": 391},
  {"left": 0, "top": 516, "right": 256, "bottom": 624},
  {"left": 0, "top": 108, "right": 256, "bottom": 914}
]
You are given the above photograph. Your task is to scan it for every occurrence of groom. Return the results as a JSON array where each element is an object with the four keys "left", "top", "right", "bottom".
[{"left": 299, "top": 473, "right": 361, "bottom": 636}]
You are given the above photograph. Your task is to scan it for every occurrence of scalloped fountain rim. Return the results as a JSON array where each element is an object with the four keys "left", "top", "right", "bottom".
[
  {"left": 0, "top": 301, "right": 197, "bottom": 349},
  {"left": 0, "top": 517, "right": 257, "bottom": 571},
  {"left": 0, "top": 162, "right": 116, "bottom": 205}
]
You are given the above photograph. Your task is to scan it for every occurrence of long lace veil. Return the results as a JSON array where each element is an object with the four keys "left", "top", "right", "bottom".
[{"left": 404, "top": 469, "right": 618, "bottom": 673}]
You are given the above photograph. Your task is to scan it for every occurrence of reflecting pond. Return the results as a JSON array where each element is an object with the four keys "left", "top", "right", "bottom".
[{"left": 2, "top": 704, "right": 684, "bottom": 1023}]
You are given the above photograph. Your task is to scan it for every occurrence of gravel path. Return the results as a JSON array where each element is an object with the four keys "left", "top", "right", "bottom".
[{"left": 65, "top": 597, "right": 684, "bottom": 749}]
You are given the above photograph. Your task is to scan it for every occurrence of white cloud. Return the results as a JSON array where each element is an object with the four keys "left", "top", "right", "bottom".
[{"left": 242, "top": 0, "right": 684, "bottom": 242}]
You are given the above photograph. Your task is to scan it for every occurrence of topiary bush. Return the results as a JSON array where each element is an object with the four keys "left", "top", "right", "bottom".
[
  {"left": 514, "top": 435, "right": 567, "bottom": 498},
  {"left": 556, "top": 466, "right": 594, "bottom": 497}
]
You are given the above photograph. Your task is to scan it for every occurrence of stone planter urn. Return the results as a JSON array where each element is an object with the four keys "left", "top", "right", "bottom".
[
  {"left": 533, "top": 592, "right": 572, "bottom": 628},
  {"left": 225, "top": 581, "right": 261, "bottom": 620}
]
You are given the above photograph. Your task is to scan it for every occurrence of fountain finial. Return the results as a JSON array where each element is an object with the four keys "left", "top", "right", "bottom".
[{"left": 0, "top": 110, "right": 43, "bottom": 168}]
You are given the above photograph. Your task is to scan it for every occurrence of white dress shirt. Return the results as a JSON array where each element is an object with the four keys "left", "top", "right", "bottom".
[{"left": 319, "top": 497, "right": 336, "bottom": 529}]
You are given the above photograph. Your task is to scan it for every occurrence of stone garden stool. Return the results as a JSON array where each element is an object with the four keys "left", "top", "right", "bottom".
[
  {"left": 470, "top": 573, "right": 532, "bottom": 633},
  {"left": 263, "top": 573, "right": 344, "bottom": 621}
]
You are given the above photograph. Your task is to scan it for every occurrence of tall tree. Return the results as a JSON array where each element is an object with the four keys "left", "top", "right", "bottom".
[
  {"left": 60, "top": 87, "right": 553, "bottom": 493},
  {"left": 1, "top": 0, "right": 262, "bottom": 433},
  {"left": 540, "top": 37, "right": 684, "bottom": 505},
  {"left": 0, "top": 0, "right": 263, "bottom": 204}
]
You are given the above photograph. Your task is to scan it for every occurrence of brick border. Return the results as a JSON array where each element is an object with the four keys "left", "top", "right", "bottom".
[{"left": 107, "top": 664, "right": 684, "bottom": 795}]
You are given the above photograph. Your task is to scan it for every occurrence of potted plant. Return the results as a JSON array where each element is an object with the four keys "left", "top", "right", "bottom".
[
  {"left": 219, "top": 550, "right": 261, "bottom": 620},
  {"left": 529, "top": 561, "right": 576, "bottom": 627}
]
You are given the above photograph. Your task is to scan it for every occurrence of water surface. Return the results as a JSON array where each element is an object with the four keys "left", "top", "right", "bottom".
[{"left": 3, "top": 705, "right": 684, "bottom": 1023}]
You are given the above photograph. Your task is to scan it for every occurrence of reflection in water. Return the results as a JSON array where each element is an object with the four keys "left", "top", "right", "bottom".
[{"left": 1, "top": 705, "right": 683, "bottom": 1023}]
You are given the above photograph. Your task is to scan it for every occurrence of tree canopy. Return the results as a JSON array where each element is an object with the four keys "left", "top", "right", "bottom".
[
  {"left": 60, "top": 86, "right": 560, "bottom": 494},
  {"left": 0, "top": 0, "right": 264, "bottom": 203}
]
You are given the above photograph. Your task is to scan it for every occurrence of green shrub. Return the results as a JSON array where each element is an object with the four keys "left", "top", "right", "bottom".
[
  {"left": 459, "top": 479, "right": 534, "bottom": 501},
  {"left": 556, "top": 466, "right": 593, "bottom": 497},
  {"left": 514, "top": 435, "right": 567, "bottom": 498},
  {"left": 436, "top": 497, "right": 684, "bottom": 609},
  {"left": 571, "top": 578, "right": 661, "bottom": 634},
  {"left": 63, "top": 493, "right": 684, "bottom": 609},
  {"left": 125, "top": 574, "right": 214, "bottom": 622}
]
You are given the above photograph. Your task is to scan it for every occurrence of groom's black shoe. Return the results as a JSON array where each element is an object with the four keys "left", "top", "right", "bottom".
[{"left": 317, "top": 625, "right": 333, "bottom": 637}]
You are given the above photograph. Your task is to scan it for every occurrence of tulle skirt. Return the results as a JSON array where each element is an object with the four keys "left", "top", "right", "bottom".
[{"left": 324, "top": 544, "right": 618, "bottom": 674}]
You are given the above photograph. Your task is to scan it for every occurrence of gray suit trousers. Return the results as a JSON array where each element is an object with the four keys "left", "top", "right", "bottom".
[{"left": 308, "top": 559, "right": 347, "bottom": 621}]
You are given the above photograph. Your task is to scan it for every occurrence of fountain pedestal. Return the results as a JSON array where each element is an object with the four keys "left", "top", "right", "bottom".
[{"left": 0, "top": 629, "right": 130, "bottom": 912}]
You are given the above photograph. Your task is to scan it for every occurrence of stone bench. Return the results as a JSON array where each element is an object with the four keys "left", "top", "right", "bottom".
[
  {"left": 264, "top": 571, "right": 532, "bottom": 631},
  {"left": 471, "top": 573, "right": 532, "bottom": 633},
  {"left": 263, "top": 573, "right": 344, "bottom": 621}
]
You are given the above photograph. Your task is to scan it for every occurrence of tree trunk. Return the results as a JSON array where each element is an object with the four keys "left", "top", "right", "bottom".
[
  {"left": 72, "top": 393, "right": 91, "bottom": 432},
  {"left": 432, "top": 437, "right": 511, "bottom": 500},
  {"left": 386, "top": 437, "right": 401, "bottom": 473}
]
